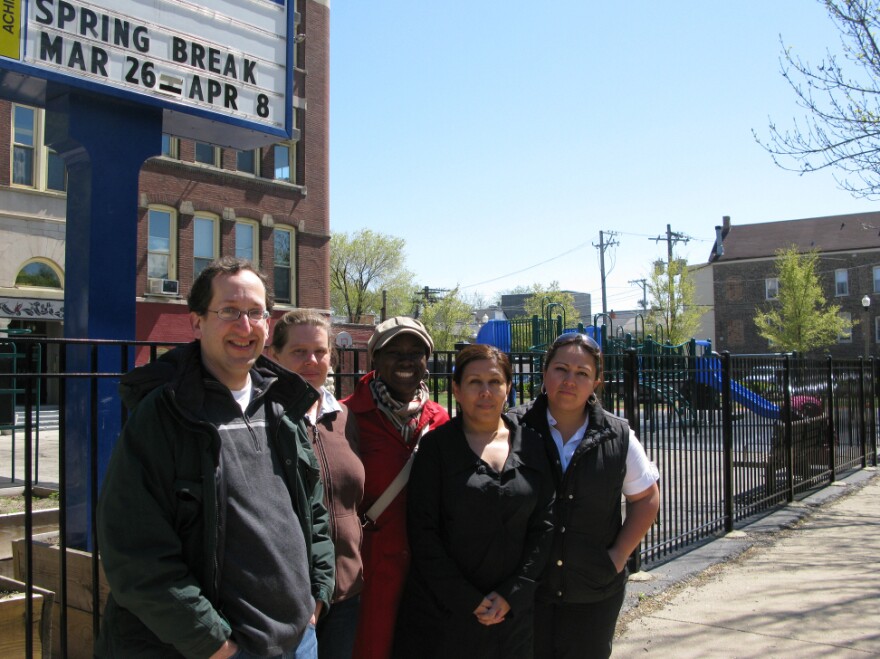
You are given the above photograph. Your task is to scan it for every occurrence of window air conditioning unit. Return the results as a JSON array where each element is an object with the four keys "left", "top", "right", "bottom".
[{"left": 149, "top": 278, "right": 180, "bottom": 295}]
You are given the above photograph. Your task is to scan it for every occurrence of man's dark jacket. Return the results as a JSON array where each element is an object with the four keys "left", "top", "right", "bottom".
[{"left": 95, "top": 342, "right": 335, "bottom": 658}]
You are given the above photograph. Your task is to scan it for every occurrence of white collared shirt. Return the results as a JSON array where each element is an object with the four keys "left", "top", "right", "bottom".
[
  {"left": 545, "top": 408, "right": 659, "bottom": 496},
  {"left": 305, "top": 387, "right": 343, "bottom": 426}
]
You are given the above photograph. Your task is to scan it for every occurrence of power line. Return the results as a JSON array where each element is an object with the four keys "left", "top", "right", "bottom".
[{"left": 461, "top": 239, "right": 591, "bottom": 289}]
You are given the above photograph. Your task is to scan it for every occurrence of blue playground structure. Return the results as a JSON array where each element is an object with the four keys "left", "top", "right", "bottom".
[
  {"left": 694, "top": 353, "right": 779, "bottom": 419},
  {"left": 475, "top": 305, "right": 819, "bottom": 424}
]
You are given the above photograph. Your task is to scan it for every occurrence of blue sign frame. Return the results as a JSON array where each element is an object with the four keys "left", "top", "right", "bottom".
[{"left": 0, "top": 0, "right": 295, "bottom": 149}]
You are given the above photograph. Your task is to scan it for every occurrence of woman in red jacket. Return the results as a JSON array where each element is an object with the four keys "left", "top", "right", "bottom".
[{"left": 343, "top": 317, "right": 450, "bottom": 659}]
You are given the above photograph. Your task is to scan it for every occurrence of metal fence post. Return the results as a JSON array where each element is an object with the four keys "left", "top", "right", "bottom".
[
  {"left": 24, "top": 342, "right": 36, "bottom": 658},
  {"left": 859, "top": 357, "right": 867, "bottom": 469},
  {"left": 782, "top": 354, "right": 794, "bottom": 502},
  {"left": 721, "top": 352, "right": 733, "bottom": 533},
  {"left": 623, "top": 348, "right": 639, "bottom": 436},
  {"left": 871, "top": 357, "right": 878, "bottom": 467},
  {"left": 624, "top": 348, "right": 642, "bottom": 573},
  {"left": 826, "top": 356, "right": 836, "bottom": 482}
]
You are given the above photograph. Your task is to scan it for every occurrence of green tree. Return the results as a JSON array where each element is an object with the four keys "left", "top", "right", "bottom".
[
  {"left": 330, "top": 229, "right": 415, "bottom": 322},
  {"left": 520, "top": 281, "right": 581, "bottom": 324},
  {"left": 754, "top": 247, "right": 851, "bottom": 352},
  {"left": 758, "top": 0, "right": 880, "bottom": 197},
  {"left": 419, "top": 288, "right": 476, "bottom": 351},
  {"left": 645, "top": 257, "right": 704, "bottom": 345}
]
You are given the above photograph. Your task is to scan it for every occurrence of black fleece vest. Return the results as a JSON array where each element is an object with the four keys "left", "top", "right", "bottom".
[{"left": 515, "top": 397, "right": 630, "bottom": 604}]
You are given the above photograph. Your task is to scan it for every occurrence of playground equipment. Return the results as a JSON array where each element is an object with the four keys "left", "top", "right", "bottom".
[{"left": 475, "top": 306, "right": 822, "bottom": 426}]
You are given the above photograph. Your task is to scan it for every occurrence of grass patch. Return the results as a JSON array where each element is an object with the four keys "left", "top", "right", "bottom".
[{"left": 0, "top": 491, "right": 60, "bottom": 516}]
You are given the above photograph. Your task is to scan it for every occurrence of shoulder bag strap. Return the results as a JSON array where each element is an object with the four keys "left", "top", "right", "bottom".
[{"left": 362, "top": 423, "right": 430, "bottom": 527}]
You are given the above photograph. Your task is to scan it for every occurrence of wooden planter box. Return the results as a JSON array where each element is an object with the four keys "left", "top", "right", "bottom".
[
  {"left": 0, "top": 574, "right": 54, "bottom": 659},
  {"left": 12, "top": 532, "right": 109, "bottom": 659},
  {"left": 0, "top": 508, "right": 60, "bottom": 561}
]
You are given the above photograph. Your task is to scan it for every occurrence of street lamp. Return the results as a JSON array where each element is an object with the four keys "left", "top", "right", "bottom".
[{"left": 862, "top": 295, "right": 872, "bottom": 358}]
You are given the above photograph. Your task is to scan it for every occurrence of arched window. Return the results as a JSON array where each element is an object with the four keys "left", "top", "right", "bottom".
[{"left": 15, "top": 260, "right": 63, "bottom": 288}]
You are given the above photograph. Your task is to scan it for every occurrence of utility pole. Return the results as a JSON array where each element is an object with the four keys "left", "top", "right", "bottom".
[
  {"left": 594, "top": 230, "right": 619, "bottom": 317},
  {"left": 650, "top": 224, "right": 692, "bottom": 332},
  {"left": 629, "top": 278, "right": 648, "bottom": 311},
  {"left": 412, "top": 286, "right": 448, "bottom": 318}
]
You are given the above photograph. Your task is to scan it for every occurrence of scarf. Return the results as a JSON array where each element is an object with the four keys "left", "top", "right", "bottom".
[{"left": 370, "top": 376, "right": 430, "bottom": 445}]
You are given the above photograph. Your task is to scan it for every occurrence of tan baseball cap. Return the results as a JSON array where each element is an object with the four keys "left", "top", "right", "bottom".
[{"left": 367, "top": 316, "right": 434, "bottom": 362}]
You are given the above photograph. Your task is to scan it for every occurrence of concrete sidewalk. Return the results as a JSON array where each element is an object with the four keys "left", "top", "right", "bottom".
[{"left": 614, "top": 468, "right": 880, "bottom": 657}]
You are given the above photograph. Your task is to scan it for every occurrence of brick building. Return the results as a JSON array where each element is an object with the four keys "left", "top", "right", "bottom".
[
  {"left": 0, "top": 0, "right": 331, "bottom": 354},
  {"left": 708, "top": 213, "right": 880, "bottom": 358}
]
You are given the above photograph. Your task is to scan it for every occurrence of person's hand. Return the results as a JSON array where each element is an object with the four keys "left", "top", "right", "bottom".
[
  {"left": 309, "top": 601, "right": 324, "bottom": 626},
  {"left": 608, "top": 546, "right": 629, "bottom": 574},
  {"left": 208, "top": 639, "right": 238, "bottom": 659},
  {"left": 473, "top": 591, "right": 510, "bottom": 625}
]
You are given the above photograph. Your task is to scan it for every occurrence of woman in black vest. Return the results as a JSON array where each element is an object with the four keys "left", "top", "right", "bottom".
[{"left": 509, "top": 333, "right": 660, "bottom": 659}]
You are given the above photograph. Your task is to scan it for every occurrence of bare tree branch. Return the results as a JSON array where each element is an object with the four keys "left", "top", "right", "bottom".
[{"left": 757, "top": 0, "right": 880, "bottom": 197}]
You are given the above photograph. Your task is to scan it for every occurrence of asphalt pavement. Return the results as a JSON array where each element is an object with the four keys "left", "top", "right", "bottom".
[{"left": 614, "top": 467, "right": 880, "bottom": 657}]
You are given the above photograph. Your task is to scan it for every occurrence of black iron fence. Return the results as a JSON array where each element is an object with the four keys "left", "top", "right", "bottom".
[{"left": 1, "top": 337, "right": 877, "bottom": 657}]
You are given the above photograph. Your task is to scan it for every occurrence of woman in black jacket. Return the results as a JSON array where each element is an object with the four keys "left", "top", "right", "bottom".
[
  {"left": 394, "top": 344, "right": 554, "bottom": 659},
  {"left": 509, "top": 332, "right": 660, "bottom": 659}
]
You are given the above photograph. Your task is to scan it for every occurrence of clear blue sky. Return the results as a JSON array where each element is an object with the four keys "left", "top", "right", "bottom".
[{"left": 329, "top": 1, "right": 877, "bottom": 312}]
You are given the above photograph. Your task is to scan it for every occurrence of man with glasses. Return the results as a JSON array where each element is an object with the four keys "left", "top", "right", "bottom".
[{"left": 96, "top": 257, "right": 334, "bottom": 659}]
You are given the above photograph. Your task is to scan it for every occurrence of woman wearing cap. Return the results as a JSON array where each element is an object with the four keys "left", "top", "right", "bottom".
[
  {"left": 343, "top": 317, "right": 450, "bottom": 659},
  {"left": 393, "top": 344, "right": 554, "bottom": 658},
  {"left": 508, "top": 333, "right": 660, "bottom": 659},
  {"left": 269, "top": 310, "right": 364, "bottom": 659}
]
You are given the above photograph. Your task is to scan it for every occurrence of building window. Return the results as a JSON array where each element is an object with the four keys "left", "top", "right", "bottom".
[
  {"left": 235, "top": 220, "right": 258, "bottom": 264},
  {"left": 12, "top": 105, "right": 35, "bottom": 186},
  {"left": 195, "top": 142, "right": 219, "bottom": 166},
  {"left": 161, "top": 134, "right": 178, "bottom": 158},
  {"left": 193, "top": 215, "right": 219, "bottom": 278},
  {"left": 723, "top": 277, "right": 743, "bottom": 302},
  {"left": 148, "top": 207, "right": 177, "bottom": 280},
  {"left": 726, "top": 319, "right": 744, "bottom": 346},
  {"left": 875, "top": 316, "right": 880, "bottom": 344},
  {"left": 874, "top": 266, "right": 880, "bottom": 294},
  {"left": 15, "top": 260, "right": 63, "bottom": 288},
  {"left": 274, "top": 144, "right": 291, "bottom": 182},
  {"left": 838, "top": 312, "right": 852, "bottom": 343},
  {"left": 765, "top": 278, "right": 779, "bottom": 300},
  {"left": 274, "top": 227, "right": 295, "bottom": 303},
  {"left": 835, "top": 269, "right": 848, "bottom": 296},
  {"left": 237, "top": 149, "right": 259, "bottom": 174},
  {"left": 11, "top": 104, "right": 67, "bottom": 192}
]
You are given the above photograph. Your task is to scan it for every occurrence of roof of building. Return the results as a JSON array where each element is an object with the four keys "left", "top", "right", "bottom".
[{"left": 709, "top": 211, "right": 880, "bottom": 262}]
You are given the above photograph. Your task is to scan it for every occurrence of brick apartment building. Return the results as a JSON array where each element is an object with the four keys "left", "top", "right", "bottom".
[
  {"left": 708, "top": 213, "right": 880, "bottom": 358},
  {"left": 0, "top": 0, "right": 331, "bottom": 353}
]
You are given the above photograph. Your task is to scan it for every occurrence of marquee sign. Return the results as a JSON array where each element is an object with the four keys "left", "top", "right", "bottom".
[{"left": 0, "top": 0, "right": 294, "bottom": 144}]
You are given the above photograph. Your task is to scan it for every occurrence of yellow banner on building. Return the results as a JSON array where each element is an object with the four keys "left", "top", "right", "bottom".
[{"left": 0, "top": 0, "right": 21, "bottom": 60}]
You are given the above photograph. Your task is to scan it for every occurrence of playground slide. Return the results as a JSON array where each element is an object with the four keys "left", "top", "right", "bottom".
[{"left": 694, "top": 357, "right": 781, "bottom": 420}]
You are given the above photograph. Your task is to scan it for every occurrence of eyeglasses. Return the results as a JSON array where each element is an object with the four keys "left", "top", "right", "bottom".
[
  {"left": 206, "top": 307, "right": 270, "bottom": 323},
  {"left": 550, "top": 332, "right": 601, "bottom": 352}
]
